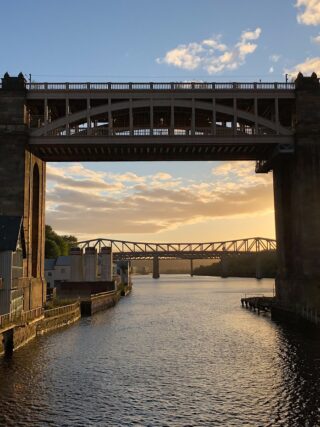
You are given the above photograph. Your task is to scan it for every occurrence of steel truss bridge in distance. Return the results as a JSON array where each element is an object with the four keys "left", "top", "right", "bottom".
[{"left": 75, "top": 237, "right": 277, "bottom": 261}]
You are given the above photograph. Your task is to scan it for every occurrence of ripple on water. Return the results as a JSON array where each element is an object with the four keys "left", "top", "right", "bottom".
[{"left": 0, "top": 276, "right": 320, "bottom": 427}]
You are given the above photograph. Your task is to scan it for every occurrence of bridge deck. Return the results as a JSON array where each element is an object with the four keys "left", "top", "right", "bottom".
[
  {"left": 29, "top": 135, "right": 293, "bottom": 162},
  {"left": 1, "top": 80, "right": 296, "bottom": 162}
]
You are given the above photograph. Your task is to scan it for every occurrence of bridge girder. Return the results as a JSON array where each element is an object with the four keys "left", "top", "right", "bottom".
[{"left": 76, "top": 237, "right": 277, "bottom": 261}]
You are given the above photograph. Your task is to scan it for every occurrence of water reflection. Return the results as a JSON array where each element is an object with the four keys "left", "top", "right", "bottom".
[{"left": 0, "top": 275, "right": 319, "bottom": 426}]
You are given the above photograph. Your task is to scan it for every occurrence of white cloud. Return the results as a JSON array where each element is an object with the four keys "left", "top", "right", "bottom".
[
  {"left": 311, "top": 34, "right": 320, "bottom": 43},
  {"left": 269, "top": 66, "right": 274, "bottom": 73},
  {"left": 286, "top": 56, "right": 320, "bottom": 76},
  {"left": 46, "top": 162, "right": 273, "bottom": 239},
  {"left": 156, "top": 28, "right": 262, "bottom": 74},
  {"left": 296, "top": 0, "right": 320, "bottom": 25},
  {"left": 269, "top": 54, "right": 281, "bottom": 63}
]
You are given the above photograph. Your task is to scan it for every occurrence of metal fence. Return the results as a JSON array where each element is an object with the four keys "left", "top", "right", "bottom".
[
  {"left": 21, "top": 82, "right": 296, "bottom": 92},
  {"left": 0, "top": 307, "right": 43, "bottom": 329},
  {"left": 44, "top": 302, "right": 80, "bottom": 318},
  {"left": 90, "top": 291, "right": 116, "bottom": 301}
]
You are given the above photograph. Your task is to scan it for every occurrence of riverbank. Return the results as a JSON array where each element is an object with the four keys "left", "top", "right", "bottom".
[{"left": 0, "top": 287, "right": 131, "bottom": 356}]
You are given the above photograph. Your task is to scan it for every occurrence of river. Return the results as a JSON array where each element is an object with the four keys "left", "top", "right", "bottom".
[{"left": 0, "top": 275, "right": 320, "bottom": 426}]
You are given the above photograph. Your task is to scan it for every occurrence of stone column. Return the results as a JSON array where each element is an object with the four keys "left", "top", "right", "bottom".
[
  {"left": 0, "top": 74, "right": 46, "bottom": 310},
  {"left": 220, "top": 255, "right": 229, "bottom": 278},
  {"left": 255, "top": 253, "right": 262, "bottom": 280},
  {"left": 190, "top": 259, "right": 194, "bottom": 277},
  {"left": 273, "top": 73, "right": 320, "bottom": 313},
  {"left": 70, "top": 247, "right": 84, "bottom": 282},
  {"left": 84, "top": 247, "right": 97, "bottom": 281},
  {"left": 100, "top": 246, "right": 113, "bottom": 281},
  {"left": 153, "top": 256, "right": 160, "bottom": 279}
]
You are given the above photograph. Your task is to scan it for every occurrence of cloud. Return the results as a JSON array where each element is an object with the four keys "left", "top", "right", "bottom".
[
  {"left": 46, "top": 162, "right": 273, "bottom": 239},
  {"left": 311, "top": 34, "right": 320, "bottom": 43},
  {"left": 156, "top": 28, "right": 261, "bottom": 74},
  {"left": 296, "top": 0, "right": 320, "bottom": 25},
  {"left": 286, "top": 56, "right": 320, "bottom": 77},
  {"left": 269, "top": 66, "right": 274, "bottom": 73},
  {"left": 153, "top": 172, "right": 172, "bottom": 180},
  {"left": 269, "top": 54, "right": 281, "bottom": 63}
]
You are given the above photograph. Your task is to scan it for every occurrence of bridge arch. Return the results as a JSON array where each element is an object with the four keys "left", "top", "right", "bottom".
[{"left": 30, "top": 99, "right": 293, "bottom": 137}]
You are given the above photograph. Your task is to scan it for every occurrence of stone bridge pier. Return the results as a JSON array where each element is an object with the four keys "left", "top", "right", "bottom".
[
  {"left": 273, "top": 74, "right": 320, "bottom": 315},
  {"left": 0, "top": 74, "right": 46, "bottom": 310},
  {"left": 152, "top": 256, "right": 160, "bottom": 279}
]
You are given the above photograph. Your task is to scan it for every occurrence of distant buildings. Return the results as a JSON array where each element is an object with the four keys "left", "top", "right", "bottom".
[{"left": 45, "top": 252, "right": 130, "bottom": 290}]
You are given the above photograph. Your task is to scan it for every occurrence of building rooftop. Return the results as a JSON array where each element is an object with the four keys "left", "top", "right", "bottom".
[
  {"left": 55, "top": 256, "right": 70, "bottom": 267},
  {"left": 45, "top": 259, "right": 56, "bottom": 270}
]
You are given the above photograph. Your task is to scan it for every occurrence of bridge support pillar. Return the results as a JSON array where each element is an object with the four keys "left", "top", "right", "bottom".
[
  {"left": 255, "top": 253, "right": 262, "bottom": 280},
  {"left": 0, "top": 74, "right": 46, "bottom": 310},
  {"left": 273, "top": 73, "right": 320, "bottom": 315},
  {"left": 190, "top": 259, "right": 194, "bottom": 277},
  {"left": 153, "top": 256, "right": 160, "bottom": 279},
  {"left": 220, "top": 255, "right": 229, "bottom": 278}
]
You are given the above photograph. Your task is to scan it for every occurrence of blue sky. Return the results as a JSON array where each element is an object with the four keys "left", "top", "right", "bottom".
[
  {"left": 1, "top": 0, "right": 319, "bottom": 82},
  {"left": 2, "top": 0, "right": 320, "bottom": 242}
]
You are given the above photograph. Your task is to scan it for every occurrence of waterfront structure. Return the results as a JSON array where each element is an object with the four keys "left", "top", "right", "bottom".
[
  {"left": 0, "top": 72, "right": 320, "bottom": 321},
  {"left": 45, "top": 256, "right": 71, "bottom": 288},
  {"left": 44, "top": 253, "right": 123, "bottom": 288}
]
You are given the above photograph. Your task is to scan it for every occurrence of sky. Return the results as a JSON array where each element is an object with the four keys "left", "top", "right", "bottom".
[{"left": 1, "top": 0, "right": 320, "bottom": 242}]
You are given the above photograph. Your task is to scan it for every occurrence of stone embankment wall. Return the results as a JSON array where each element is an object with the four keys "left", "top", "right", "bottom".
[
  {"left": 37, "top": 302, "right": 81, "bottom": 335},
  {"left": 81, "top": 291, "right": 120, "bottom": 315},
  {"left": 0, "top": 287, "right": 131, "bottom": 356},
  {"left": 0, "top": 302, "right": 81, "bottom": 356}
]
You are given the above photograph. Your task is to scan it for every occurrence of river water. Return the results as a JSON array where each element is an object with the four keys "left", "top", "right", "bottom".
[{"left": 0, "top": 275, "right": 320, "bottom": 427}]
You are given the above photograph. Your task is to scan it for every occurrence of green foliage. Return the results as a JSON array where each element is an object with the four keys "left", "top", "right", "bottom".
[
  {"left": 45, "top": 239, "right": 60, "bottom": 259},
  {"left": 194, "top": 251, "right": 277, "bottom": 278},
  {"left": 45, "top": 225, "right": 77, "bottom": 258}
]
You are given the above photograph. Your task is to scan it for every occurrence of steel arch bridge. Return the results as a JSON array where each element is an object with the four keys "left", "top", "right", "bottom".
[
  {"left": 25, "top": 81, "right": 295, "bottom": 164},
  {"left": 75, "top": 237, "right": 277, "bottom": 261}
]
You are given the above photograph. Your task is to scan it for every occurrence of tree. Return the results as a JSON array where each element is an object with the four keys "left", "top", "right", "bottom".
[
  {"left": 45, "top": 225, "right": 78, "bottom": 258},
  {"left": 45, "top": 239, "right": 61, "bottom": 259}
]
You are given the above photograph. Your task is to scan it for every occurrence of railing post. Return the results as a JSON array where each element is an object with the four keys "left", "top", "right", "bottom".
[
  {"left": 212, "top": 98, "right": 216, "bottom": 136},
  {"left": 129, "top": 98, "right": 133, "bottom": 136},
  {"left": 150, "top": 99, "right": 153, "bottom": 136},
  {"left": 108, "top": 98, "right": 113, "bottom": 136},
  {"left": 87, "top": 98, "right": 91, "bottom": 135},
  {"left": 66, "top": 97, "right": 70, "bottom": 136},
  {"left": 233, "top": 98, "right": 237, "bottom": 136},
  {"left": 254, "top": 97, "right": 258, "bottom": 135},
  {"left": 275, "top": 97, "right": 280, "bottom": 135},
  {"left": 170, "top": 98, "right": 175, "bottom": 136},
  {"left": 191, "top": 98, "right": 196, "bottom": 136}
]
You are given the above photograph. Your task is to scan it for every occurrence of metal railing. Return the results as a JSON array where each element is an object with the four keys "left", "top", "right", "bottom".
[
  {"left": 0, "top": 307, "right": 43, "bottom": 329},
  {"left": 44, "top": 302, "right": 80, "bottom": 318},
  {"left": 23, "top": 82, "right": 296, "bottom": 92},
  {"left": 90, "top": 290, "right": 116, "bottom": 301}
]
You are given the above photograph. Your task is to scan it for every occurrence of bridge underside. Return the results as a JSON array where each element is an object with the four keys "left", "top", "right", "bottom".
[
  {"left": 29, "top": 135, "right": 293, "bottom": 162},
  {"left": 3, "top": 73, "right": 320, "bottom": 322}
]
